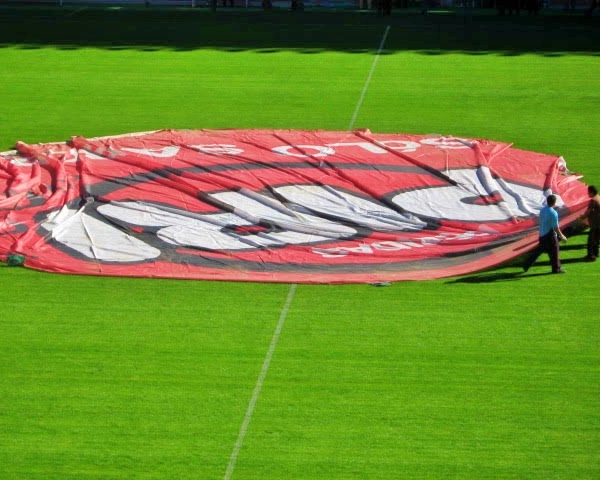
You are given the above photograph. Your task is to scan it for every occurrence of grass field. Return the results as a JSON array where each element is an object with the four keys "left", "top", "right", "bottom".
[{"left": 1, "top": 6, "right": 599, "bottom": 479}]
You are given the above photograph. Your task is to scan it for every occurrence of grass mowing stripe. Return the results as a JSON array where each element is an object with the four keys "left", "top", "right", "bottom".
[
  {"left": 224, "top": 283, "right": 297, "bottom": 480},
  {"left": 348, "top": 24, "right": 391, "bottom": 130}
]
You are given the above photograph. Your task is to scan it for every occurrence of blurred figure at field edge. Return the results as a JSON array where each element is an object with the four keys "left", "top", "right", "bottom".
[
  {"left": 585, "top": 0, "right": 598, "bottom": 16},
  {"left": 523, "top": 194, "right": 567, "bottom": 274},
  {"left": 580, "top": 185, "right": 600, "bottom": 261}
]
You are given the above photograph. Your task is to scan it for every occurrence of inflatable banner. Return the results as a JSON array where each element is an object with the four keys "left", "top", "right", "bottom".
[{"left": 0, "top": 129, "right": 589, "bottom": 283}]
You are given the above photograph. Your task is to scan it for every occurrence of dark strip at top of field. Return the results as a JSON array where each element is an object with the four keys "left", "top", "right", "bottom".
[{"left": 0, "top": 6, "right": 598, "bottom": 53}]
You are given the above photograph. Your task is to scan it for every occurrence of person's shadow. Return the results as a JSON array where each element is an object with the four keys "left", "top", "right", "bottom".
[
  {"left": 560, "top": 244, "right": 586, "bottom": 252},
  {"left": 446, "top": 271, "right": 524, "bottom": 284},
  {"left": 448, "top": 230, "right": 592, "bottom": 284}
]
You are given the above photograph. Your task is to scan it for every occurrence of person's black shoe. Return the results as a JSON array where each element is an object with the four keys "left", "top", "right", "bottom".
[{"left": 552, "top": 269, "right": 566, "bottom": 274}]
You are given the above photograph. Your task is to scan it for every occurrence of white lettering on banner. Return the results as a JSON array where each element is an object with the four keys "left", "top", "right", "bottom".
[
  {"left": 325, "top": 142, "right": 388, "bottom": 154},
  {"left": 78, "top": 136, "right": 474, "bottom": 162},
  {"left": 270, "top": 138, "right": 471, "bottom": 158},
  {"left": 272, "top": 145, "right": 335, "bottom": 158},
  {"left": 419, "top": 137, "right": 473, "bottom": 150},
  {"left": 378, "top": 140, "right": 422, "bottom": 153},
  {"left": 189, "top": 144, "right": 244, "bottom": 156},
  {"left": 122, "top": 146, "right": 181, "bottom": 158},
  {"left": 44, "top": 147, "right": 79, "bottom": 163},
  {"left": 311, "top": 231, "right": 489, "bottom": 258},
  {"left": 9, "top": 156, "right": 36, "bottom": 167}
]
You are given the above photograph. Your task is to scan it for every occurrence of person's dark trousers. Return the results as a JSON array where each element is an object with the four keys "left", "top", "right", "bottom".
[
  {"left": 587, "top": 226, "right": 599, "bottom": 259},
  {"left": 524, "top": 232, "right": 561, "bottom": 272}
]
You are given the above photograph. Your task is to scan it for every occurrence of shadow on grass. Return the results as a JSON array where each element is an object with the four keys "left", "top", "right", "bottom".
[
  {"left": 0, "top": 6, "right": 598, "bottom": 54},
  {"left": 446, "top": 271, "right": 524, "bottom": 283},
  {"left": 449, "top": 248, "right": 593, "bottom": 283}
]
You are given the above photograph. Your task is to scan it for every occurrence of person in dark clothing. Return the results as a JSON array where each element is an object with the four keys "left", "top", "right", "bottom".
[
  {"left": 586, "top": 0, "right": 598, "bottom": 16},
  {"left": 580, "top": 185, "right": 600, "bottom": 261}
]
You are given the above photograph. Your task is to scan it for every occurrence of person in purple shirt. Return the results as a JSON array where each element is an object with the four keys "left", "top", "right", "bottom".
[{"left": 523, "top": 194, "right": 567, "bottom": 274}]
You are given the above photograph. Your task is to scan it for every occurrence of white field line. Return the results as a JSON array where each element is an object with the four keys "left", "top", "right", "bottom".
[
  {"left": 223, "top": 283, "right": 297, "bottom": 480},
  {"left": 348, "top": 24, "right": 391, "bottom": 130},
  {"left": 223, "top": 25, "right": 390, "bottom": 480}
]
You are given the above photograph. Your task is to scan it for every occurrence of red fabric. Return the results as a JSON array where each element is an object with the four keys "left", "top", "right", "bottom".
[{"left": 0, "top": 129, "right": 589, "bottom": 283}]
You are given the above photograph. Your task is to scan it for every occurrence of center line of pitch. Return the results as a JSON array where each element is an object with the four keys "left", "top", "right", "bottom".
[
  {"left": 224, "top": 25, "right": 390, "bottom": 480},
  {"left": 348, "top": 24, "right": 391, "bottom": 130},
  {"left": 223, "top": 283, "right": 297, "bottom": 480}
]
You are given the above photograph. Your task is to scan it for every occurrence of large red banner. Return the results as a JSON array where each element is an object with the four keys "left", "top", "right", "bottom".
[{"left": 0, "top": 129, "right": 589, "bottom": 283}]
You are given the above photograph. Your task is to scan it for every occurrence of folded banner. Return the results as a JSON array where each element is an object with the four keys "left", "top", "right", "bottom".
[{"left": 0, "top": 129, "right": 589, "bottom": 283}]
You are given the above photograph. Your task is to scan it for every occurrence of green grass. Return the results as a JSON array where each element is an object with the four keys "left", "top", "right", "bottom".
[
  {"left": 1, "top": 270, "right": 291, "bottom": 479},
  {"left": 1, "top": 7, "right": 599, "bottom": 480}
]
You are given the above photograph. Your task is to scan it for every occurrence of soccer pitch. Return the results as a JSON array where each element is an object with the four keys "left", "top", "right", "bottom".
[{"left": 1, "top": 7, "right": 599, "bottom": 479}]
